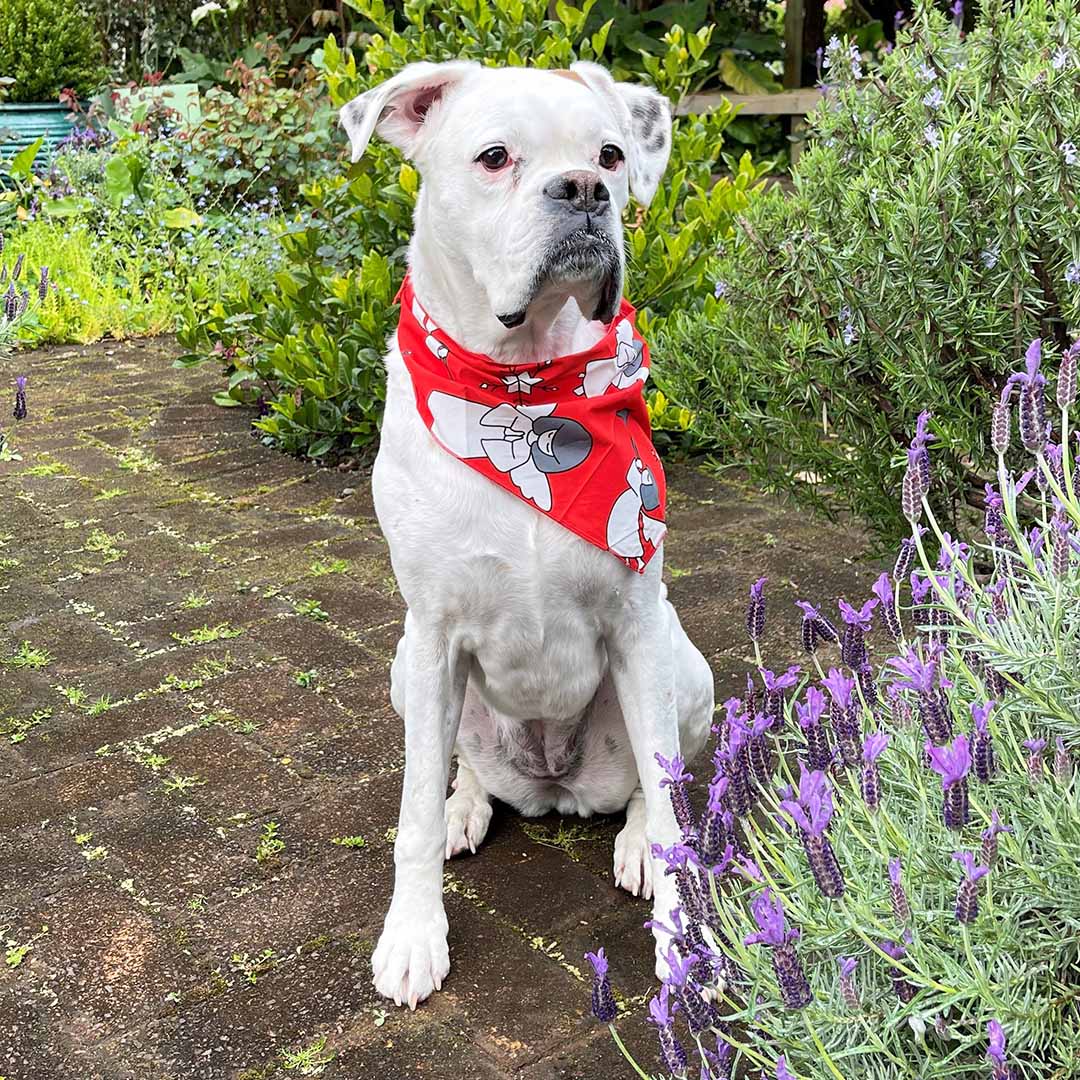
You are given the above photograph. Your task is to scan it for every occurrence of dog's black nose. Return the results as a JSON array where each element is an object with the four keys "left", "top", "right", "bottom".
[{"left": 543, "top": 170, "right": 610, "bottom": 215}]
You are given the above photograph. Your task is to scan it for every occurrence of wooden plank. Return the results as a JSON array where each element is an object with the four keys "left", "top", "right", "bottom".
[
  {"left": 784, "top": 0, "right": 806, "bottom": 89},
  {"left": 676, "top": 88, "right": 824, "bottom": 117}
]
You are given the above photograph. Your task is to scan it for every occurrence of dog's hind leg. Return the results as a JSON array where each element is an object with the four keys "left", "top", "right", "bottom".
[{"left": 445, "top": 756, "right": 493, "bottom": 858}]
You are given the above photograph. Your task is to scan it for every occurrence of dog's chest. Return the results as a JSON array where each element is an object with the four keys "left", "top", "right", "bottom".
[{"left": 375, "top": 358, "right": 634, "bottom": 718}]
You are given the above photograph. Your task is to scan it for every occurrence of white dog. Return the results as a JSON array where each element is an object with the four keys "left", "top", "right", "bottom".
[{"left": 340, "top": 60, "right": 713, "bottom": 1009}]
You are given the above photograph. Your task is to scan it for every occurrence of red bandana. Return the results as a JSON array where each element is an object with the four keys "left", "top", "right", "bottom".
[{"left": 395, "top": 275, "right": 666, "bottom": 573}]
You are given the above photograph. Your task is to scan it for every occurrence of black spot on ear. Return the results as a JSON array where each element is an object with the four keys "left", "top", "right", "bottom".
[
  {"left": 631, "top": 97, "right": 663, "bottom": 128},
  {"left": 647, "top": 127, "right": 667, "bottom": 153},
  {"left": 345, "top": 100, "right": 365, "bottom": 127}
]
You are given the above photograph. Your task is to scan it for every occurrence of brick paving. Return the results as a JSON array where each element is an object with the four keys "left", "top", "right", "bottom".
[{"left": 0, "top": 338, "right": 876, "bottom": 1079}]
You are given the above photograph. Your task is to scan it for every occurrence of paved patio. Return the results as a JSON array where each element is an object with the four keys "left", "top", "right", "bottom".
[{"left": 0, "top": 338, "right": 875, "bottom": 1079}]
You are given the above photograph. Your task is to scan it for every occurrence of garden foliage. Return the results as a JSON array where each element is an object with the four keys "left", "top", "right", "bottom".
[
  {"left": 599, "top": 334, "right": 1080, "bottom": 1079},
  {"left": 655, "top": 0, "right": 1080, "bottom": 541},
  {"left": 0, "top": 0, "right": 107, "bottom": 102},
  {"left": 177, "top": 0, "right": 769, "bottom": 461}
]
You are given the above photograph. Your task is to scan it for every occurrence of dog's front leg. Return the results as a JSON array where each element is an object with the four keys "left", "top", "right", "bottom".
[
  {"left": 372, "top": 623, "right": 467, "bottom": 1009},
  {"left": 607, "top": 593, "right": 683, "bottom": 980}
]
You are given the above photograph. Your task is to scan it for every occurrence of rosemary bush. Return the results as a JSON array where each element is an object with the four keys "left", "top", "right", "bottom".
[
  {"left": 655, "top": 0, "right": 1080, "bottom": 541},
  {"left": 590, "top": 335, "right": 1080, "bottom": 1078}
]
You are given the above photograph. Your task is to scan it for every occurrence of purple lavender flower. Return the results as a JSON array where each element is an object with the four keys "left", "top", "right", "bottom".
[
  {"left": 838, "top": 955, "right": 859, "bottom": 1009},
  {"left": 871, "top": 573, "right": 900, "bottom": 641},
  {"left": 822, "top": 667, "right": 861, "bottom": 766},
  {"left": 991, "top": 401, "right": 1011, "bottom": 454},
  {"left": 893, "top": 536, "right": 916, "bottom": 581},
  {"left": 1055, "top": 736, "right": 1072, "bottom": 783},
  {"left": 981, "top": 810, "right": 1013, "bottom": 868},
  {"left": 1053, "top": 509, "right": 1071, "bottom": 576},
  {"left": 987, "top": 1019, "right": 1009, "bottom": 1080},
  {"left": 656, "top": 753, "right": 696, "bottom": 839},
  {"left": 698, "top": 777, "right": 730, "bottom": 866},
  {"left": 971, "top": 701, "right": 997, "bottom": 782},
  {"left": 838, "top": 597, "right": 878, "bottom": 669},
  {"left": 951, "top": 0, "right": 963, "bottom": 28},
  {"left": 584, "top": 948, "right": 616, "bottom": 1021},
  {"left": 888, "top": 857, "right": 911, "bottom": 923},
  {"left": 952, "top": 851, "right": 989, "bottom": 924},
  {"left": 926, "top": 735, "right": 971, "bottom": 829},
  {"left": 747, "top": 576, "right": 767, "bottom": 642},
  {"left": 889, "top": 648, "right": 951, "bottom": 744},
  {"left": 796, "top": 685, "right": 832, "bottom": 771},
  {"left": 744, "top": 889, "right": 812, "bottom": 1009},
  {"left": 860, "top": 732, "right": 889, "bottom": 810},
  {"left": 713, "top": 280, "right": 728, "bottom": 300},
  {"left": 781, "top": 764, "right": 845, "bottom": 898},
  {"left": 761, "top": 664, "right": 801, "bottom": 730},
  {"left": 1004, "top": 340, "right": 1048, "bottom": 454},
  {"left": 11, "top": 253, "right": 24, "bottom": 281},
  {"left": 796, "top": 600, "right": 839, "bottom": 655},
  {"left": 1058, "top": 341, "right": 1080, "bottom": 413},
  {"left": 664, "top": 946, "right": 717, "bottom": 1034},
  {"left": 880, "top": 939, "right": 917, "bottom": 1003},
  {"left": 1067, "top": 262, "right": 1080, "bottom": 287},
  {"left": 647, "top": 985, "right": 688, "bottom": 1075},
  {"left": 777, "top": 1056, "right": 796, "bottom": 1080},
  {"left": 1024, "top": 737, "right": 1046, "bottom": 783},
  {"left": 13, "top": 375, "right": 27, "bottom": 421}
]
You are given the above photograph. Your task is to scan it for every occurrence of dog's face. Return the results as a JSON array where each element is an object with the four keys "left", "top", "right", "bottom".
[{"left": 340, "top": 62, "right": 672, "bottom": 326}]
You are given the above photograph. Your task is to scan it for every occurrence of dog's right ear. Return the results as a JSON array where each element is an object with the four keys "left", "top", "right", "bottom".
[{"left": 339, "top": 61, "right": 478, "bottom": 163}]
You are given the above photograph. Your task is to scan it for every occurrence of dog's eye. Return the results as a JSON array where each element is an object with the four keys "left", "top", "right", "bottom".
[
  {"left": 477, "top": 146, "right": 510, "bottom": 171},
  {"left": 599, "top": 144, "right": 624, "bottom": 169}
]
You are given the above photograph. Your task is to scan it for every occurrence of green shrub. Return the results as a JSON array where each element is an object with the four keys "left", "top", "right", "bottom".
[
  {"left": 177, "top": 0, "right": 770, "bottom": 462},
  {"left": 655, "top": 0, "right": 1080, "bottom": 542},
  {"left": 0, "top": 0, "right": 106, "bottom": 102},
  {"left": 606, "top": 336, "right": 1080, "bottom": 1079}
]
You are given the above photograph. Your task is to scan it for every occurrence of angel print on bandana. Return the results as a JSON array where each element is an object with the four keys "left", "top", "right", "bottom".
[
  {"left": 575, "top": 318, "right": 649, "bottom": 398},
  {"left": 606, "top": 451, "right": 667, "bottom": 571},
  {"left": 427, "top": 392, "right": 592, "bottom": 512}
]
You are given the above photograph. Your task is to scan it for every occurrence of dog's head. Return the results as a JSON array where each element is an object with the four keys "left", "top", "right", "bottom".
[{"left": 340, "top": 62, "right": 672, "bottom": 327}]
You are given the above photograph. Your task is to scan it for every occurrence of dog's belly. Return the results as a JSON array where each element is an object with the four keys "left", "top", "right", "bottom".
[{"left": 458, "top": 674, "right": 640, "bottom": 817}]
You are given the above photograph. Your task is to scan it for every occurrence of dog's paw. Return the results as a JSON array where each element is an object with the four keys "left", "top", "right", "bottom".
[
  {"left": 445, "top": 788, "right": 493, "bottom": 859},
  {"left": 372, "top": 913, "right": 450, "bottom": 1010},
  {"left": 613, "top": 818, "right": 653, "bottom": 899}
]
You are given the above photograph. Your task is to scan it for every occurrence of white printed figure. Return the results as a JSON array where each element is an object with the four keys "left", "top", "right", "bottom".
[
  {"left": 606, "top": 457, "right": 666, "bottom": 570},
  {"left": 412, "top": 295, "right": 449, "bottom": 361},
  {"left": 428, "top": 391, "right": 592, "bottom": 511},
  {"left": 501, "top": 371, "right": 543, "bottom": 395},
  {"left": 575, "top": 319, "right": 649, "bottom": 398}
]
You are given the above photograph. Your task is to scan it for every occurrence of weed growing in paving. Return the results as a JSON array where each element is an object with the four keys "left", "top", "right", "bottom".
[
  {"left": 294, "top": 669, "right": 318, "bottom": 688},
  {"left": 309, "top": 558, "right": 348, "bottom": 577},
  {"left": 293, "top": 599, "right": 328, "bottom": 622},
  {"left": 0, "top": 708, "right": 51, "bottom": 744},
  {"left": 330, "top": 835, "right": 365, "bottom": 849},
  {"left": 171, "top": 623, "right": 244, "bottom": 646},
  {"left": 255, "top": 821, "right": 285, "bottom": 864},
  {"left": 6, "top": 641, "right": 53, "bottom": 670},
  {"left": 161, "top": 774, "right": 205, "bottom": 795},
  {"left": 228, "top": 948, "right": 277, "bottom": 985},
  {"left": 83, "top": 528, "right": 127, "bottom": 562},
  {"left": 280, "top": 1035, "right": 335, "bottom": 1076},
  {"left": 180, "top": 591, "right": 212, "bottom": 610}
]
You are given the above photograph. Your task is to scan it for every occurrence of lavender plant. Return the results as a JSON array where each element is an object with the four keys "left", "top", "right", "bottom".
[
  {"left": 655, "top": 0, "right": 1080, "bottom": 540},
  {"left": 591, "top": 337, "right": 1080, "bottom": 1078}
]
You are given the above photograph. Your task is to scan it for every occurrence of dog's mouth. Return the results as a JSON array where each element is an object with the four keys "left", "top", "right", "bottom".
[{"left": 495, "top": 226, "right": 623, "bottom": 329}]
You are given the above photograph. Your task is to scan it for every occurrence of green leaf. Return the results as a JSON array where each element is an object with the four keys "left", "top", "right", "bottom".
[
  {"left": 718, "top": 50, "right": 781, "bottom": 95},
  {"left": 212, "top": 392, "right": 242, "bottom": 407},
  {"left": 162, "top": 207, "right": 204, "bottom": 230},
  {"left": 7, "top": 136, "right": 43, "bottom": 180}
]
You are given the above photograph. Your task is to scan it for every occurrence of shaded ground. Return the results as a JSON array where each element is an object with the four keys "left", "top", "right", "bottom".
[{"left": 0, "top": 339, "right": 877, "bottom": 1080}]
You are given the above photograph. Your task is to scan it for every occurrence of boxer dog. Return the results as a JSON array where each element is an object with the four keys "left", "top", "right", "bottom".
[{"left": 339, "top": 60, "right": 713, "bottom": 1008}]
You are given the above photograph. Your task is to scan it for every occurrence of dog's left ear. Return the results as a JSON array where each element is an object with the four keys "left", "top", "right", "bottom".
[
  {"left": 569, "top": 62, "right": 673, "bottom": 206},
  {"left": 339, "top": 61, "right": 479, "bottom": 163}
]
